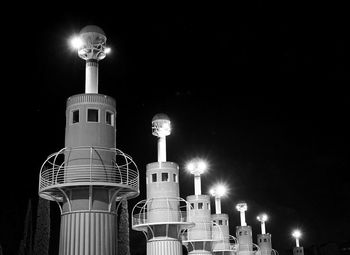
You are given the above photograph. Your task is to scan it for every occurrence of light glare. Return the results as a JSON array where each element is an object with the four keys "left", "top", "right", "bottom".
[
  {"left": 186, "top": 158, "right": 208, "bottom": 175},
  {"left": 210, "top": 183, "right": 227, "bottom": 197},
  {"left": 292, "top": 230, "right": 302, "bottom": 239},
  {"left": 70, "top": 36, "right": 83, "bottom": 49},
  {"left": 257, "top": 213, "right": 268, "bottom": 222}
]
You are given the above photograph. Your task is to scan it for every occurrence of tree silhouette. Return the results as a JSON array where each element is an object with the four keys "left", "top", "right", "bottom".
[
  {"left": 118, "top": 199, "right": 130, "bottom": 255},
  {"left": 33, "top": 198, "right": 50, "bottom": 255},
  {"left": 18, "top": 199, "right": 33, "bottom": 255}
]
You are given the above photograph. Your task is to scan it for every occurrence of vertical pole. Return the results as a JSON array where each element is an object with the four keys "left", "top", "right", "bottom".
[
  {"left": 85, "top": 59, "right": 99, "bottom": 93},
  {"left": 240, "top": 211, "right": 247, "bottom": 226},
  {"left": 215, "top": 196, "right": 221, "bottom": 214},
  {"left": 194, "top": 175, "right": 201, "bottom": 195},
  {"left": 157, "top": 136, "right": 166, "bottom": 162},
  {"left": 261, "top": 221, "right": 266, "bottom": 234},
  {"left": 296, "top": 238, "right": 300, "bottom": 247}
]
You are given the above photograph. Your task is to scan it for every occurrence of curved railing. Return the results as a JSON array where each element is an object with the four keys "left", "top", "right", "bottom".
[
  {"left": 39, "top": 146, "right": 139, "bottom": 197},
  {"left": 132, "top": 197, "right": 192, "bottom": 228}
]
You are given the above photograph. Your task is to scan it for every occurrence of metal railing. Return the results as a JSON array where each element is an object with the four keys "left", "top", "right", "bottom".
[
  {"left": 39, "top": 146, "right": 139, "bottom": 192},
  {"left": 132, "top": 197, "right": 190, "bottom": 227}
]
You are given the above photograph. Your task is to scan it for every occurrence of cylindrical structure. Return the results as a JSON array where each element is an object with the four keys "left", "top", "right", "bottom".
[
  {"left": 65, "top": 93, "right": 116, "bottom": 147},
  {"left": 295, "top": 238, "right": 300, "bottom": 248},
  {"left": 39, "top": 25, "right": 140, "bottom": 255},
  {"left": 146, "top": 162, "right": 180, "bottom": 223},
  {"left": 59, "top": 211, "right": 116, "bottom": 255},
  {"left": 133, "top": 159, "right": 193, "bottom": 255},
  {"left": 184, "top": 195, "right": 212, "bottom": 254},
  {"left": 240, "top": 211, "right": 247, "bottom": 227},
  {"left": 147, "top": 239, "right": 182, "bottom": 255},
  {"left": 257, "top": 234, "right": 272, "bottom": 255},
  {"left": 186, "top": 195, "right": 212, "bottom": 241},
  {"left": 215, "top": 197, "right": 221, "bottom": 215},
  {"left": 85, "top": 59, "right": 99, "bottom": 93},
  {"left": 59, "top": 94, "right": 118, "bottom": 255},
  {"left": 293, "top": 247, "right": 304, "bottom": 255},
  {"left": 157, "top": 137, "right": 167, "bottom": 162},
  {"left": 194, "top": 175, "right": 202, "bottom": 195},
  {"left": 261, "top": 222, "right": 266, "bottom": 235},
  {"left": 212, "top": 214, "right": 230, "bottom": 252},
  {"left": 236, "top": 226, "right": 253, "bottom": 255}
]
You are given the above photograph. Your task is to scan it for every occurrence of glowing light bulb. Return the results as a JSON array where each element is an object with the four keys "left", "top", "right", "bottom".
[
  {"left": 70, "top": 36, "right": 83, "bottom": 49},
  {"left": 292, "top": 230, "right": 302, "bottom": 239}
]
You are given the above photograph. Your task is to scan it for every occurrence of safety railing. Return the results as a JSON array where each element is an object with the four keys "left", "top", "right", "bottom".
[
  {"left": 39, "top": 146, "right": 139, "bottom": 193},
  {"left": 132, "top": 197, "right": 191, "bottom": 227}
]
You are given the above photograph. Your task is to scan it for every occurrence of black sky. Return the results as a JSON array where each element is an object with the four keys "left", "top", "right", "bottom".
[{"left": 1, "top": 4, "right": 349, "bottom": 255}]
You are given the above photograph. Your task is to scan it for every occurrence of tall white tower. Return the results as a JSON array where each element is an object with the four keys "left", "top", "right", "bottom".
[
  {"left": 132, "top": 114, "right": 194, "bottom": 255},
  {"left": 256, "top": 214, "right": 274, "bottom": 255},
  {"left": 38, "top": 25, "right": 139, "bottom": 255},
  {"left": 292, "top": 230, "right": 304, "bottom": 255},
  {"left": 182, "top": 159, "right": 214, "bottom": 255},
  {"left": 235, "top": 203, "right": 254, "bottom": 255},
  {"left": 210, "top": 184, "right": 236, "bottom": 255}
]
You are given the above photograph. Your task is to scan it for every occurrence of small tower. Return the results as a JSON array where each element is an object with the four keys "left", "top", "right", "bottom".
[
  {"left": 210, "top": 184, "right": 236, "bottom": 255},
  {"left": 38, "top": 25, "right": 139, "bottom": 255},
  {"left": 183, "top": 158, "right": 214, "bottom": 255},
  {"left": 292, "top": 230, "right": 304, "bottom": 255},
  {"left": 132, "top": 114, "right": 194, "bottom": 255},
  {"left": 235, "top": 203, "right": 254, "bottom": 255},
  {"left": 256, "top": 214, "right": 274, "bottom": 255}
]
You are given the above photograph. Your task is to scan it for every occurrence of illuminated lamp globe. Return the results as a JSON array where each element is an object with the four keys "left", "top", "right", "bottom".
[
  {"left": 257, "top": 213, "right": 268, "bottom": 222},
  {"left": 210, "top": 184, "right": 227, "bottom": 197},
  {"left": 71, "top": 25, "right": 109, "bottom": 61},
  {"left": 186, "top": 158, "right": 207, "bottom": 175},
  {"left": 152, "top": 113, "right": 171, "bottom": 137},
  {"left": 292, "top": 230, "right": 302, "bottom": 239},
  {"left": 236, "top": 202, "right": 248, "bottom": 212}
]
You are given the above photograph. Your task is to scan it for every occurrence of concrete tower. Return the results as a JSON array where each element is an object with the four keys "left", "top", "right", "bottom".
[
  {"left": 210, "top": 185, "right": 236, "bottom": 255},
  {"left": 292, "top": 230, "right": 304, "bottom": 255},
  {"left": 132, "top": 114, "right": 194, "bottom": 255},
  {"left": 256, "top": 214, "right": 275, "bottom": 255},
  {"left": 182, "top": 159, "right": 213, "bottom": 255},
  {"left": 236, "top": 203, "right": 255, "bottom": 255},
  {"left": 38, "top": 25, "right": 139, "bottom": 255}
]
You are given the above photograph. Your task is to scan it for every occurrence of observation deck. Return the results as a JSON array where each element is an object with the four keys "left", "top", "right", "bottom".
[
  {"left": 132, "top": 198, "right": 194, "bottom": 233},
  {"left": 39, "top": 146, "right": 139, "bottom": 202}
]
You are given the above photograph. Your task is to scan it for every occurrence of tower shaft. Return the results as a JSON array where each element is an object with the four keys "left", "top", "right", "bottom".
[
  {"left": 194, "top": 175, "right": 202, "bottom": 195},
  {"left": 85, "top": 59, "right": 99, "bottom": 93},
  {"left": 157, "top": 136, "right": 167, "bottom": 162}
]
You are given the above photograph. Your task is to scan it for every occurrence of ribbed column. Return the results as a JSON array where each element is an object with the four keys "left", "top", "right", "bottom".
[
  {"left": 59, "top": 211, "right": 116, "bottom": 255},
  {"left": 147, "top": 239, "right": 182, "bottom": 255}
]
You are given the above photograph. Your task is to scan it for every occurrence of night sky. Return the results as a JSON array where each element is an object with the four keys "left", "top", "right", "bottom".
[{"left": 1, "top": 4, "right": 349, "bottom": 255}]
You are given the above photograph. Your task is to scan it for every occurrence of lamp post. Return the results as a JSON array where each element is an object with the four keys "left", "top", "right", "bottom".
[
  {"left": 292, "top": 230, "right": 302, "bottom": 248},
  {"left": 257, "top": 214, "right": 268, "bottom": 234},
  {"left": 235, "top": 202, "right": 254, "bottom": 255},
  {"left": 186, "top": 159, "right": 207, "bottom": 195},
  {"left": 236, "top": 203, "right": 248, "bottom": 227},
  {"left": 256, "top": 214, "right": 274, "bottom": 255},
  {"left": 210, "top": 184, "right": 233, "bottom": 254},
  {"left": 151, "top": 113, "right": 171, "bottom": 162},
  {"left": 209, "top": 184, "right": 227, "bottom": 214}
]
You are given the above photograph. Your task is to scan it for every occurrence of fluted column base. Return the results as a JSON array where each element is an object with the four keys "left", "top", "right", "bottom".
[
  {"left": 147, "top": 239, "right": 182, "bottom": 255},
  {"left": 59, "top": 211, "right": 116, "bottom": 255}
]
